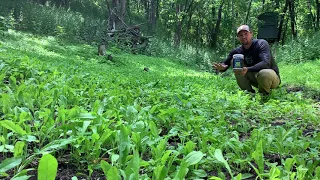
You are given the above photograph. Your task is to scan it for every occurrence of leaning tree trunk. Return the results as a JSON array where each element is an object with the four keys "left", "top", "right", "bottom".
[{"left": 245, "top": 0, "right": 253, "bottom": 24}]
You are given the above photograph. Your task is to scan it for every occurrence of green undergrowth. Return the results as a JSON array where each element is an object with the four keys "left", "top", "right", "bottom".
[{"left": 1, "top": 30, "right": 320, "bottom": 179}]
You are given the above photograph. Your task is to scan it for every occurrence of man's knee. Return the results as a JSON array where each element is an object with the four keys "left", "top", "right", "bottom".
[{"left": 257, "top": 69, "right": 280, "bottom": 90}]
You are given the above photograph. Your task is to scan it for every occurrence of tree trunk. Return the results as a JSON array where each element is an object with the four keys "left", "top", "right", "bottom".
[
  {"left": 288, "top": 0, "right": 297, "bottom": 38},
  {"left": 173, "top": 0, "right": 195, "bottom": 47},
  {"left": 282, "top": 16, "right": 289, "bottom": 45},
  {"left": 174, "top": 20, "right": 182, "bottom": 47},
  {"left": 186, "top": 2, "right": 197, "bottom": 41},
  {"left": 316, "top": 0, "right": 320, "bottom": 30},
  {"left": 308, "top": 0, "right": 316, "bottom": 31},
  {"left": 150, "top": 0, "right": 157, "bottom": 31},
  {"left": 174, "top": 4, "right": 182, "bottom": 47},
  {"left": 277, "top": 0, "right": 289, "bottom": 41},
  {"left": 245, "top": 0, "right": 253, "bottom": 24},
  {"left": 210, "top": 0, "right": 224, "bottom": 49},
  {"left": 232, "top": 0, "right": 236, "bottom": 47},
  {"left": 143, "top": 0, "right": 149, "bottom": 23},
  {"left": 107, "top": 0, "right": 127, "bottom": 30}
]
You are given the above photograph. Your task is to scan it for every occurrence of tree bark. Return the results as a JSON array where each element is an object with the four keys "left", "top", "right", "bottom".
[
  {"left": 107, "top": 0, "right": 127, "bottom": 30},
  {"left": 245, "top": 0, "right": 253, "bottom": 24},
  {"left": 210, "top": 0, "right": 224, "bottom": 49},
  {"left": 282, "top": 16, "right": 289, "bottom": 45},
  {"left": 150, "top": 0, "right": 157, "bottom": 31},
  {"left": 308, "top": 0, "right": 316, "bottom": 31},
  {"left": 173, "top": 0, "right": 195, "bottom": 47},
  {"left": 288, "top": 0, "right": 297, "bottom": 38},
  {"left": 277, "top": 0, "right": 289, "bottom": 41},
  {"left": 316, "top": 0, "right": 320, "bottom": 30}
]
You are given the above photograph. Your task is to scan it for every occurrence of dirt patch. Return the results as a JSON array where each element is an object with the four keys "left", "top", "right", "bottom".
[{"left": 285, "top": 85, "right": 320, "bottom": 102}]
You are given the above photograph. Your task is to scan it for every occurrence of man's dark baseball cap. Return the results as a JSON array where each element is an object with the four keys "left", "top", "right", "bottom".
[{"left": 237, "top": 25, "right": 251, "bottom": 35}]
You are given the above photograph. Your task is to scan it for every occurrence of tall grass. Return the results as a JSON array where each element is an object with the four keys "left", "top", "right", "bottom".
[
  {"left": 0, "top": 0, "right": 107, "bottom": 44},
  {"left": 275, "top": 31, "right": 320, "bottom": 63}
]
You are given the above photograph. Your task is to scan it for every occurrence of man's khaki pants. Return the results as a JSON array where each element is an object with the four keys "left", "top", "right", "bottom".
[{"left": 234, "top": 69, "right": 280, "bottom": 94}]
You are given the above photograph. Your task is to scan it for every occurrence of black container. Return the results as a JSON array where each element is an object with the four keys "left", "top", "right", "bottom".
[{"left": 232, "top": 54, "right": 244, "bottom": 70}]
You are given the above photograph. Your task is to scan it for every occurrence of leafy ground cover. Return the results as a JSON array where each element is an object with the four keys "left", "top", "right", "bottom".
[{"left": 0, "top": 30, "right": 320, "bottom": 180}]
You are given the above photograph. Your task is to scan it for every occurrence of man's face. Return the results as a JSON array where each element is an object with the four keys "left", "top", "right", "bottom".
[{"left": 237, "top": 30, "right": 253, "bottom": 45}]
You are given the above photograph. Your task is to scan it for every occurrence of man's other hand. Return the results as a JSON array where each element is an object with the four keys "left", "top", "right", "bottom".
[{"left": 213, "top": 63, "right": 228, "bottom": 72}]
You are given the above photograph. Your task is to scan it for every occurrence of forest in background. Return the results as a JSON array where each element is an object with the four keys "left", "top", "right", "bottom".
[{"left": 1, "top": 0, "right": 320, "bottom": 68}]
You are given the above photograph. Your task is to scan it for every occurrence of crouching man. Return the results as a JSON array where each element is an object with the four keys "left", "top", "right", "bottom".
[{"left": 213, "top": 25, "right": 281, "bottom": 95}]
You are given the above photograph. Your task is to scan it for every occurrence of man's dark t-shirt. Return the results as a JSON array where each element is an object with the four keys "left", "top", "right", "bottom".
[{"left": 222, "top": 39, "right": 280, "bottom": 78}]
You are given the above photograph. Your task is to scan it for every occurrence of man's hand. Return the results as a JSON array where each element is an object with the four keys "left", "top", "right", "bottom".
[
  {"left": 233, "top": 67, "right": 248, "bottom": 76},
  {"left": 240, "top": 67, "right": 248, "bottom": 76},
  {"left": 213, "top": 63, "right": 228, "bottom": 72}
]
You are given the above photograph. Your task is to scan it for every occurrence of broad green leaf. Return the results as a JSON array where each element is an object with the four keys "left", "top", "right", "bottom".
[
  {"left": 214, "top": 149, "right": 233, "bottom": 179},
  {"left": 0, "top": 120, "right": 26, "bottom": 136},
  {"left": 107, "top": 166, "right": 119, "bottom": 180},
  {"left": 284, "top": 158, "right": 295, "bottom": 172},
  {"left": 42, "top": 98, "right": 53, "bottom": 107},
  {"left": 119, "top": 125, "right": 129, "bottom": 167},
  {"left": 297, "top": 166, "right": 308, "bottom": 180},
  {"left": 235, "top": 173, "right": 242, "bottom": 180},
  {"left": 9, "top": 76, "right": 17, "bottom": 87},
  {"left": 193, "top": 169, "right": 207, "bottom": 178},
  {"left": 252, "top": 140, "right": 264, "bottom": 174},
  {"left": 161, "top": 150, "right": 172, "bottom": 165},
  {"left": 99, "top": 129, "right": 113, "bottom": 144},
  {"left": 111, "top": 154, "right": 119, "bottom": 165},
  {"left": 125, "top": 150, "right": 140, "bottom": 178},
  {"left": 149, "top": 121, "right": 159, "bottom": 138},
  {"left": 0, "top": 157, "right": 22, "bottom": 173},
  {"left": 14, "top": 141, "right": 25, "bottom": 157},
  {"left": 2, "top": 93, "right": 13, "bottom": 114},
  {"left": 173, "top": 161, "right": 189, "bottom": 180},
  {"left": 184, "top": 151, "right": 204, "bottom": 166},
  {"left": 0, "top": 136, "right": 5, "bottom": 143},
  {"left": 154, "top": 165, "right": 168, "bottom": 180},
  {"left": 131, "top": 132, "right": 141, "bottom": 149},
  {"left": 100, "top": 160, "right": 111, "bottom": 176},
  {"left": 290, "top": 172, "right": 296, "bottom": 180},
  {"left": 82, "top": 120, "right": 91, "bottom": 133},
  {"left": 269, "top": 166, "right": 280, "bottom": 180},
  {"left": 38, "top": 154, "right": 58, "bottom": 180},
  {"left": 185, "top": 141, "right": 195, "bottom": 154},
  {"left": 316, "top": 166, "right": 320, "bottom": 179}
]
